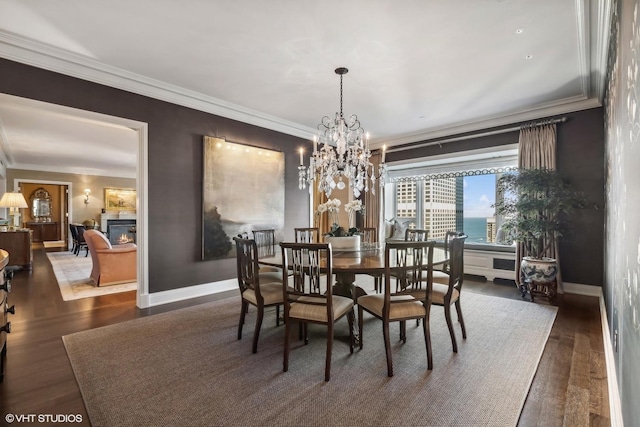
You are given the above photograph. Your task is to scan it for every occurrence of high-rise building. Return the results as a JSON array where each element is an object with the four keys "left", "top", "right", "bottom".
[
  {"left": 424, "top": 178, "right": 457, "bottom": 240},
  {"left": 486, "top": 216, "right": 497, "bottom": 243}
]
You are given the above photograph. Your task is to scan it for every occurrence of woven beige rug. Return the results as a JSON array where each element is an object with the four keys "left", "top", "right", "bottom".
[
  {"left": 46, "top": 252, "right": 137, "bottom": 301},
  {"left": 63, "top": 291, "right": 557, "bottom": 426}
]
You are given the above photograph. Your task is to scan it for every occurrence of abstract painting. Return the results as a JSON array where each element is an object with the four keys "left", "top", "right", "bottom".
[{"left": 202, "top": 136, "right": 285, "bottom": 260}]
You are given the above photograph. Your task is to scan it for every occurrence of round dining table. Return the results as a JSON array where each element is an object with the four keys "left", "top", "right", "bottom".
[{"left": 258, "top": 244, "right": 448, "bottom": 299}]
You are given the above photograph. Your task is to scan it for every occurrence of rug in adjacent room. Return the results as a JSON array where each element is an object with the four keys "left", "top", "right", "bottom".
[{"left": 46, "top": 251, "right": 137, "bottom": 301}]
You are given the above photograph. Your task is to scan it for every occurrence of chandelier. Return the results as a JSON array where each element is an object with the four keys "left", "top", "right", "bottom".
[{"left": 298, "top": 67, "right": 386, "bottom": 198}]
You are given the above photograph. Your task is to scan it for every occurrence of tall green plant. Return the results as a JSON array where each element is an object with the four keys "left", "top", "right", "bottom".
[{"left": 493, "top": 168, "right": 586, "bottom": 259}]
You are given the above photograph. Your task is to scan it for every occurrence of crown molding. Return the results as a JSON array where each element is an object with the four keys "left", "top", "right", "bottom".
[
  {"left": 592, "top": 0, "right": 614, "bottom": 101},
  {"left": 0, "top": 31, "right": 317, "bottom": 141},
  {"left": 373, "top": 97, "right": 602, "bottom": 148},
  {"left": 9, "top": 163, "right": 136, "bottom": 179}
]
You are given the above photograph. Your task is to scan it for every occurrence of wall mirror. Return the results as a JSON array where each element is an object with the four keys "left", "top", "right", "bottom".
[{"left": 30, "top": 188, "right": 52, "bottom": 222}]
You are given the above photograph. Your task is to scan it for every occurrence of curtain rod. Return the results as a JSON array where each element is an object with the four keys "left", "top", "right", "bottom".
[{"left": 387, "top": 116, "right": 568, "bottom": 153}]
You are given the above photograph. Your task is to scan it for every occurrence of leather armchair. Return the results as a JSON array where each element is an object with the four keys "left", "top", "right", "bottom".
[{"left": 84, "top": 229, "right": 137, "bottom": 286}]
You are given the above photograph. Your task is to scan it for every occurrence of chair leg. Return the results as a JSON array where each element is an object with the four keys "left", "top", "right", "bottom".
[
  {"left": 303, "top": 323, "right": 309, "bottom": 344},
  {"left": 252, "top": 305, "right": 264, "bottom": 354},
  {"left": 444, "top": 304, "right": 458, "bottom": 353},
  {"left": 455, "top": 299, "right": 467, "bottom": 339},
  {"left": 422, "top": 314, "right": 433, "bottom": 370},
  {"left": 283, "top": 317, "right": 291, "bottom": 373},
  {"left": 383, "top": 320, "right": 393, "bottom": 377},
  {"left": 347, "top": 309, "right": 355, "bottom": 354},
  {"left": 358, "top": 305, "right": 364, "bottom": 350},
  {"left": 275, "top": 305, "right": 280, "bottom": 327},
  {"left": 399, "top": 320, "right": 407, "bottom": 343},
  {"left": 325, "top": 323, "right": 333, "bottom": 381},
  {"left": 238, "top": 300, "right": 248, "bottom": 340},
  {"left": 85, "top": 247, "right": 89, "bottom": 257}
]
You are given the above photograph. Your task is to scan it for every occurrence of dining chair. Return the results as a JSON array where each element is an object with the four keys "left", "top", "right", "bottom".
[
  {"left": 405, "top": 228, "right": 429, "bottom": 242},
  {"left": 233, "top": 236, "right": 284, "bottom": 353},
  {"left": 252, "top": 228, "right": 284, "bottom": 279},
  {"left": 69, "top": 223, "right": 79, "bottom": 253},
  {"left": 357, "top": 240, "right": 435, "bottom": 377},
  {"left": 432, "top": 234, "right": 467, "bottom": 353},
  {"left": 279, "top": 242, "right": 354, "bottom": 381},
  {"left": 294, "top": 227, "right": 319, "bottom": 243},
  {"left": 75, "top": 225, "right": 89, "bottom": 257},
  {"left": 432, "top": 231, "right": 466, "bottom": 285},
  {"left": 359, "top": 227, "right": 382, "bottom": 292}
]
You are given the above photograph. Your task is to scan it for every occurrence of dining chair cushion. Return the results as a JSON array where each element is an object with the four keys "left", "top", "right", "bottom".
[
  {"left": 431, "top": 283, "right": 460, "bottom": 305},
  {"left": 289, "top": 295, "right": 353, "bottom": 323},
  {"left": 432, "top": 270, "right": 450, "bottom": 285},
  {"left": 357, "top": 294, "right": 425, "bottom": 320},
  {"left": 258, "top": 270, "right": 284, "bottom": 283},
  {"left": 242, "top": 282, "right": 283, "bottom": 306}
]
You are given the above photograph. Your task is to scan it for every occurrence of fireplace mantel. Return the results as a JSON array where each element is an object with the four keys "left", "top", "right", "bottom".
[{"left": 100, "top": 212, "right": 136, "bottom": 232}]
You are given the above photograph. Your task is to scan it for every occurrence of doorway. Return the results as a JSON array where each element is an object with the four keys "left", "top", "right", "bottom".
[{"left": 18, "top": 181, "right": 70, "bottom": 248}]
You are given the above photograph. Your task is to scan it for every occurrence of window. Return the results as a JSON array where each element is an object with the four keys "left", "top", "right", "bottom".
[{"left": 387, "top": 145, "right": 518, "bottom": 244}]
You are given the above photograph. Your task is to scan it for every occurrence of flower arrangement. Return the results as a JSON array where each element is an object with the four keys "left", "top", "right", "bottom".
[
  {"left": 344, "top": 199, "right": 364, "bottom": 228},
  {"left": 316, "top": 199, "right": 364, "bottom": 237},
  {"left": 316, "top": 198, "right": 341, "bottom": 227}
]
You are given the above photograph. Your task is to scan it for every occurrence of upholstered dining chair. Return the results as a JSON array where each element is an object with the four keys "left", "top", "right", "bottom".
[
  {"left": 233, "top": 236, "right": 284, "bottom": 354},
  {"left": 357, "top": 240, "right": 435, "bottom": 377},
  {"left": 279, "top": 242, "right": 354, "bottom": 381},
  {"left": 294, "top": 227, "right": 319, "bottom": 243}
]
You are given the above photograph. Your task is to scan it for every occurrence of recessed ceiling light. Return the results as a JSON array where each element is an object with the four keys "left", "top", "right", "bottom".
[
  {"left": 525, "top": 54, "right": 533, "bottom": 60},
  {"left": 418, "top": 115, "right": 425, "bottom": 119},
  {"left": 516, "top": 28, "right": 524, "bottom": 34}
]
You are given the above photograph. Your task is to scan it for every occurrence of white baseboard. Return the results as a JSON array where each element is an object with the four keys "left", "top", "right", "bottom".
[
  {"left": 137, "top": 279, "right": 239, "bottom": 308},
  {"left": 598, "top": 289, "right": 624, "bottom": 426}
]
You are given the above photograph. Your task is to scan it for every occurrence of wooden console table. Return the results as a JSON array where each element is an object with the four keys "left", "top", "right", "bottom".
[
  {"left": 25, "top": 222, "right": 59, "bottom": 243},
  {"left": 0, "top": 230, "right": 33, "bottom": 270}
]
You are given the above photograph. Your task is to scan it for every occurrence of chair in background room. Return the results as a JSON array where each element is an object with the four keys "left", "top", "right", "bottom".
[
  {"left": 233, "top": 236, "right": 284, "bottom": 353},
  {"left": 357, "top": 240, "right": 435, "bottom": 377},
  {"left": 84, "top": 229, "right": 136, "bottom": 286},
  {"left": 69, "top": 223, "right": 79, "bottom": 253},
  {"left": 74, "top": 224, "right": 89, "bottom": 257},
  {"left": 294, "top": 227, "right": 319, "bottom": 243},
  {"left": 405, "top": 228, "right": 429, "bottom": 242},
  {"left": 279, "top": 242, "right": 354, "bottom": 381}
]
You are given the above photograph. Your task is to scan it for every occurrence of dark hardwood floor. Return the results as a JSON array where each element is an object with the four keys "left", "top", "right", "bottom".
[{"left": 0, "top": 246, "right": 609, "bottom": 426}]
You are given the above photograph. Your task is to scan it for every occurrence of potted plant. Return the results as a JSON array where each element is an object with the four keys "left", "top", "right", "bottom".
[
  {"left": 493, "top": 168, "right": 586, "bottom": 287},
  {"left": 317, "top": 198, "right": 362, "bottom": 251}
]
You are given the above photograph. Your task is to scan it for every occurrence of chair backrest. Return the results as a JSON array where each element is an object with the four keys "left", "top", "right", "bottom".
[
  {"left": 405, "top": 228, "right": 429, "bottom": 242},
  {"left": 280, "top": 242, "right": 334, "bottom": 317},
  {"left": 233, "top": 236, "right": 264, "bottom": 300},
  {"left": 76, "top": 225, "right": 87, "bottom": 243},
  {"left": 384, "top": 240, "right": 435, "bottom": 315},
  {"left": 361, "top": 227, "right": 377, "bottom": 245},
  {"left": 294, "top": 227, "right": 319, "bottom": 243},
  {"left": 442, "top": 230, "right": 466, "bottom": 272},
  {"left": 252, "top": 229, "right": 277, "bottom": 258},
  {"left": 252, "top": 229, "right": 275, "bottom": 247},
  {"left": 446, "top": 234, "right": 467, "bottom": 293},
  {"left": 85, "top": 229, "right": 112, "bottom": 251},
  {"left": 69, "top": 224, "right": 78, "bottom": 240}
]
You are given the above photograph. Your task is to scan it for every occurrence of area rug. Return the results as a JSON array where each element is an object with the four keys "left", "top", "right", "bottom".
[
  {"left": 63, "top": 291, "right": 557, "bottom": 426},
  {"left": 46, "top": 252, "right": 137, "bottom": 301}
]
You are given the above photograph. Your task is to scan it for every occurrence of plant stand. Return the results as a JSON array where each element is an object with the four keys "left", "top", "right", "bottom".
[{"left": 521, "top": 278, "right": 557, "bottom": 305}]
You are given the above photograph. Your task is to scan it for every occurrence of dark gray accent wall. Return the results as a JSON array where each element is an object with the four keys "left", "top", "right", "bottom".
[
  {"left": 0, "top": 58, "right": 311, "bottom": 293},
  {"left": 386, "top": 107, "right": 605, "bottom": 286}
]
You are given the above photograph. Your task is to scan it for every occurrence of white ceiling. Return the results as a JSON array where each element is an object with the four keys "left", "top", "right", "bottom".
[{"left": 0, "top": 0, "right": 610, "bottom": 177}]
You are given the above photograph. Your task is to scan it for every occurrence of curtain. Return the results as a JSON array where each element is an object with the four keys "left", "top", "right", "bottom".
[
  {"left": 363, "top": 150, "right": 383, "bottom": 238},
  {"left": 516, "top": 123, "right": 562, "bottom": 290}
]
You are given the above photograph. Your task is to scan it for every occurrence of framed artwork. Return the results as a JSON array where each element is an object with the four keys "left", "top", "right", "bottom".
[
  {"left": 202, "top": 136, "right": 284, "bottom": 260},
  {"left": 104, "top": 188, "right": 136, "bottom": 212}
]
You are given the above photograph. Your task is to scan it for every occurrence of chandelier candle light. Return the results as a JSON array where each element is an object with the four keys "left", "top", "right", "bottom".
[{"left": 298, "top": 67, "right": 386, "bottom": 197}]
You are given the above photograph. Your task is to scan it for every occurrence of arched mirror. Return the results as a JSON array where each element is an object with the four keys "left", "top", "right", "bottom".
[{"left": 30, "top": 188, "right": 52, "bottom": 222}]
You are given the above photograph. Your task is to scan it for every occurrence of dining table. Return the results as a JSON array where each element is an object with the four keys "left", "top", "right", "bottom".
[{"left": 258, "top": 243, "right": 449, "bottom": 301}]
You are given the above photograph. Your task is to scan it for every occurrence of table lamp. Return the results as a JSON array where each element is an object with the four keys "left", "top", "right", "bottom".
[{"left": 0, "top": 191, "right": 29, "bottom": 230}]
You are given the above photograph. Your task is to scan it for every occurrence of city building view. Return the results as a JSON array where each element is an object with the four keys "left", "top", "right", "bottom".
[{"left": 394, "top": 174, "right": 498, "bottom": 243}]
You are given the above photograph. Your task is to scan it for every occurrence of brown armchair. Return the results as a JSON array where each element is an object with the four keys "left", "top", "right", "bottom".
[{"left": 84, "top": 229, "right": 137, "bottom": 286}]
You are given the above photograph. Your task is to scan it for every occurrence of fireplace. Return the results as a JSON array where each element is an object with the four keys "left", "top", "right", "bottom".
[{"left": 106, "top": 219, "right": 136, "bottom": 245}]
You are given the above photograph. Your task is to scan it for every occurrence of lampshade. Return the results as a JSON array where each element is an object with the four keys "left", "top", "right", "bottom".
[{"left": 0, "top": 192, "right": 29, "bottom": 208}]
